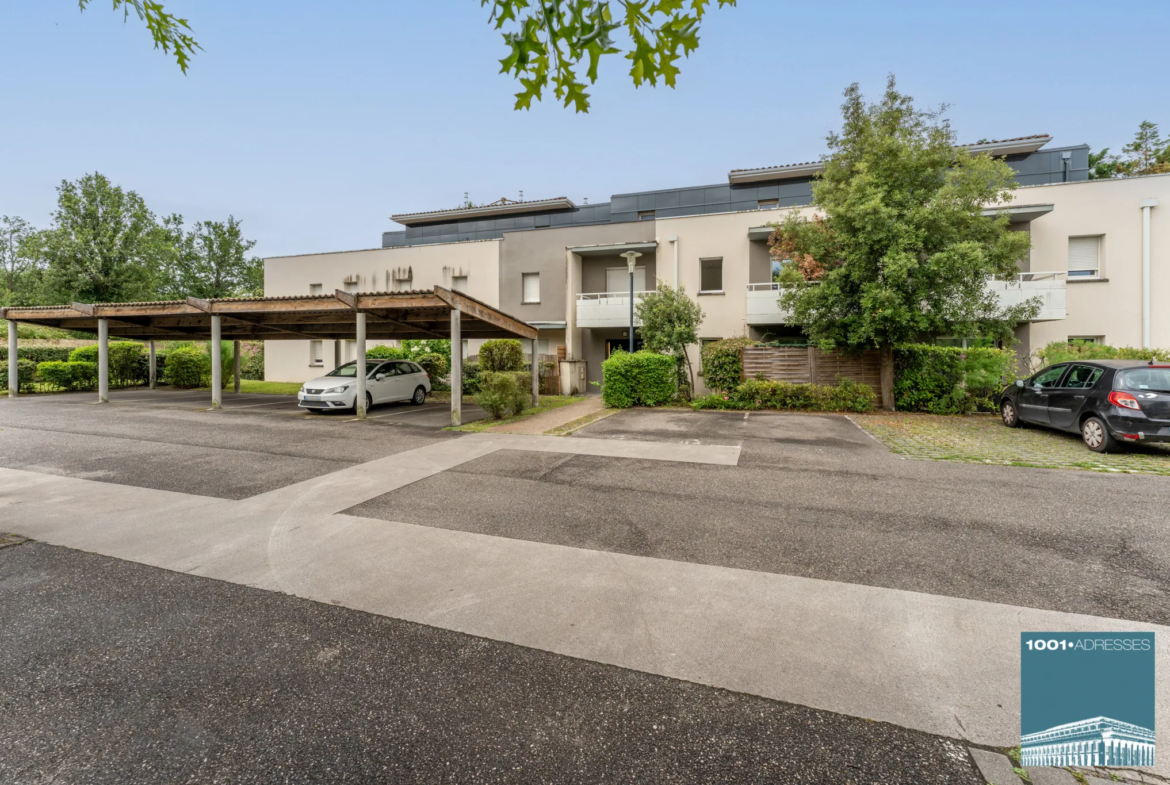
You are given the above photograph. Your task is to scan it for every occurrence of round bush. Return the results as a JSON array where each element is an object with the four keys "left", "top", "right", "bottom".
[
  {"left": 366, "top": 344, "right": 405, "bottom": 360},
  {"left": 479, "top": 339, "right": 525, "bottom": 372},
  {"left": 601, "top": 351, "right": 677, "bottom": 408},
  {"left": 162, "top": 347, "right": 211, "bottom": 388},
  {"left": 700, "top": 337, "right": 757, "bottom": 393},
  {"left": 476, "top": 371, "right": 529, "bottom": 419},
  {"left": 414, "top": 352, "right": 450, "bottom": 382}
]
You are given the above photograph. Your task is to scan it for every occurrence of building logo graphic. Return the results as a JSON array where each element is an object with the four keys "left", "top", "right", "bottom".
[{"left": 1021, "top": 633, "right": 1155, "bottom": 769}]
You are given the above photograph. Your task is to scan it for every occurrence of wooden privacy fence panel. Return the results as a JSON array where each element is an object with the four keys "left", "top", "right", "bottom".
[{"left": 741, "top": 346, "right": 882, "bottom": 395}]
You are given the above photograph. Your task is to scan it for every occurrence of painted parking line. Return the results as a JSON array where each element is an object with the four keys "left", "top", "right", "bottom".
[
  {"left": 221, "top": 399, "right": 301, "bottom": 409},
  {"left": 344, "top": 404, "right": 447, "bottom": 422}
]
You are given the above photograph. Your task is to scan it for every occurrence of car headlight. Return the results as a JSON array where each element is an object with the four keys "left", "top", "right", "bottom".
[{"left": 327, "top": 384, "right": 352, "bottom": 392}]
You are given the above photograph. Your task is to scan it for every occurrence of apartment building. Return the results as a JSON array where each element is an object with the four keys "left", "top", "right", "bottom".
[{"left": 264, "top": 135, "right": 1167, "bottom": 390}]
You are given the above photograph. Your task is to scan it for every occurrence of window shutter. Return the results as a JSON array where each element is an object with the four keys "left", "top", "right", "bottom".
[
  {"left": 1068, "top": 237, "right": 1100, "bottom": 274},
  {"left": 523, "top": 273, "right": 540, "bottom": 302}
]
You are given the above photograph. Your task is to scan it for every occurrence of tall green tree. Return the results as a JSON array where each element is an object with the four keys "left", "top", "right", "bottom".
[
  {"left": 769, "top": 77, "right": 1036, "bottom": 409},
  {"left": 485, "top": 0, "right": 736, "bottom": 113},
  {"left": 37, "top": 172, "right": 164, "bottom": 304},
  {"left": 0, "top": 215, "right": 43, "bottom": 305},
  {"left": 157, "top": 215, "right": 263, "bottom": 300},
  {"left": 634, "top": 281, "right": 703, "bottom": 398},
  {"left": 1089, "top": 120, "right": 1170, "bottom": 178}
]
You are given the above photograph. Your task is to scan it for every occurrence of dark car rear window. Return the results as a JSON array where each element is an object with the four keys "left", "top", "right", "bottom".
[{"left": 1117, "top": 368, "right": 1170, "bottom": 392}]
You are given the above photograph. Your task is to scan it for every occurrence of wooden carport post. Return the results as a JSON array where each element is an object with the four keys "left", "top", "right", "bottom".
[
  {"left": 450, "top": 305, "right": 461, "bottom": 427},
  {"left": 7, "top": 319, "right": 17, "bottom": 397}
]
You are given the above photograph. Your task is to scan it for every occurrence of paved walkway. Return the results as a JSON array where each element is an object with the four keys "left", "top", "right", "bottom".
[
  {"left": 1, "top": 429, "right": 1166, "bottom": 774},
  {"left": 485, "top": 396, "right": 606, "bottom": 434}
]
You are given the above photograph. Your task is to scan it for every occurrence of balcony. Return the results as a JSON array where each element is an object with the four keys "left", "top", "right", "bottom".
[
  {"left": 746, "top": 283, "right": 792, "bottom": 325},
  {"left": 575, "top": 291, "right": 653, "bottom": 329},
  {"left": 746, "top": 273, "right": 1066, "bottom": 327},
  {"left": 988, "top": 272, "right": 1067, "bottom": 322}
]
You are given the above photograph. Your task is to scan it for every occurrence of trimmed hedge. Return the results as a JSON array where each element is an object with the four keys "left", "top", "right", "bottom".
[
  {"left": 479, "top": 339, "right": 525, "bottom": 372},
  {"left": 0, "top": 345, "right": 75, "bottom": 364},
  {"left": 1036, "top": 340, "right": 1170, "bottom": 365},
  {"left": 692, "top": 378, "right": 875, "bottom": 413},
  {"left": 242, "top": 344, "right": 264, "bottom": 380},
  {"left": 602, "top": 350, "right": 677, "bottom": 408},
  {"left": 163, "top": 347, "right": 211, "bottom": 388},
  {"left": 366, "top": 344, "right": 406, "bottom": 360},
  {"left": 70, "top": 342, "right": 144, "bottom": 387},
  {"left": 893, "top": 345, "right": 1016, "bottom": 414},
  {"left": 0, "top": 359, "right": 37, "bottom": 392},
  {"left": 477, "top": 371, "right": 531, "bottom": 419},
  {"left": 700, "top": 337, "right": 757, "bottom": 393},
  {"left": 462, "top": 361, "right": 481, "bottom": 395},
  {"left": 36, "top": 361, "right": 98, "bottom": 391},
  {"left": 414, "top": 352, "right": 449, "bottom": 384}
]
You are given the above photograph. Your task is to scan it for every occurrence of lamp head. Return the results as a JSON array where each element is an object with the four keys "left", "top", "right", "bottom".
[{"left": 621, "top": 250, "right": 642, "bottom": 272}]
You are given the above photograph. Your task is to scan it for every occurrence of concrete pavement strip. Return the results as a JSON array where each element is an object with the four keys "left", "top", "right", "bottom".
[{"left": 0, "top": 431, "right": 1165, "bottom": 777}]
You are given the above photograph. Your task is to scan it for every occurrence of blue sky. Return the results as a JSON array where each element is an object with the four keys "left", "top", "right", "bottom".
[{"left": 2, "top": 1, "right": 1165, "bottom": 259}]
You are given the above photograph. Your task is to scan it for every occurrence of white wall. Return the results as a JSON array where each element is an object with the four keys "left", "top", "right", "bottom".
[{"left": 263, "top": 240, "right": 500, "bottom": 382}]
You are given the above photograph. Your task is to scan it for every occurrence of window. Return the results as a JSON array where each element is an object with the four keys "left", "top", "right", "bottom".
[
  {"left": 1031, "top": 365, "right": 1066, "bottom": 388},
  {"left": 758, "top": 199, "right": 778, "bottom": 210},
  {"left": 1068, "top": 236, "right": 1101, "bottom": 278},
  {"left": 343, "top": 280, "right": 358, "bottom": 293},
  {"left": 536, "top": 339, "right": 549, "bottom": 355},
  {"left": 452, "top": 275, "right": 468, "bottom": 293},
  {"left": 522, "top": 273, "right": 540, "bottom": 303},
  {"left": 638, "top": 210, "right": 655, "bottom": 221},
  {"left": 1063, "top": 365, "right": 1104, "bottom": 389},
  {"left": 606, "top": 266, "right": 646, "bottom": 293},
  {"left": 1068, "top": 336, "right": 1103, "bottom": 344},
  {"left": 309, "top": 283, "right": 323, "bottom": 295},
  {"left": 309, "top": 341, "right": 324, "bottom": 366},
  {"left": 1117, "top": 368, "right": 1170, "bottom": 392},
  {"left": 700, "top": 258, "right": 723, "bottom": 293},
  {"left": 393, "top": 275, "right": 413, "bottom": 292}
]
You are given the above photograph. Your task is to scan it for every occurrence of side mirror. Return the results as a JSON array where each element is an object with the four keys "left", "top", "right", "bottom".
[
  {"left": 1015, "top": 379, "right": 1024, "bottom": 388},
  {"left": 374, "top": 373, "right": 385, "bottom": 381}
]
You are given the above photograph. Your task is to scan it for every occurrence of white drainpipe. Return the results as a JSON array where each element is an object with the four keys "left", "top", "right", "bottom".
[
  {"left": 1141, "top": 198, "right": 1158, "bottom": 349},
  {"left": 669, "top": 234, "right": 679, "bottom": 288}
]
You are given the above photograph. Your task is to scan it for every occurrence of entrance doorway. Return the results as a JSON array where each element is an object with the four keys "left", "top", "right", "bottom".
[{"left": 606, "top": 337, "right": 643, "bottom": 357}]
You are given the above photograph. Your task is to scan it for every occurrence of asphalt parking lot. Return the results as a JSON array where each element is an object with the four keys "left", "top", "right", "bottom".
[
  {"left": 0, "top": 389, "right": 474, "bottom": 498},
  {"left": 0, "top": 541, "right": 981, "bottom": 785},
  {"left": 350, "top": 409, "right": 1170, "bottom": 625}
]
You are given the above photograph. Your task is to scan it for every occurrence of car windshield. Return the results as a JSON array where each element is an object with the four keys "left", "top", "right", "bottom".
[
  {"left": 1116, "top": 368, "right": 1170, "bottom": 392},
  {"left": 325, "top": 362, "right": 357, "bottom": 378}
]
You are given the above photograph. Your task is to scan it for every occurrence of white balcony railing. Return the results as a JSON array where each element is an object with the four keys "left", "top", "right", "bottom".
[
  {"left": 746, "top": 273, "right": 1067, "bottom": 326},
  {"left": 989, "top": 273, "right": 1066, "bottom": 321},
  {"left": 575, "top": 291, "right": 654, "bottom": 329},
  {"left": 746, "top": 282, "right": 793, "bottom": 325}
]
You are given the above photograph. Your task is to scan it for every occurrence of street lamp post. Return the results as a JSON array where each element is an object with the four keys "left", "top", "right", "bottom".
[{"left": 621, "top": 250, "right": 642, "bottom": 354}]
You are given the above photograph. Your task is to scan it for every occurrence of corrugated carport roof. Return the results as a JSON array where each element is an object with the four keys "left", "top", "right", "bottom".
[{"left": 0, "top": 287, "right": 538, "bottom": 342}]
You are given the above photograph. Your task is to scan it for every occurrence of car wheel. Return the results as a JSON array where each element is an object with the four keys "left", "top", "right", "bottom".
[
  {"left": 1081, "top": 416, "right": 1118, "bottom": 453},
  {"left": 355, "top": 391, "right": 372, "bottom": 414},
  {"left": 411, "top": 386, "right": 426, "bottom": 405},
  {"left": 1001, "top": 399, "right": 1020, "bottom": 428}
]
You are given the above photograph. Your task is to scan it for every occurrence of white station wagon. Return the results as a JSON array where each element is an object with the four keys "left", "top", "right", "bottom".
[{"left": 298, "top": 359, "right": 431, "bottom": 413}]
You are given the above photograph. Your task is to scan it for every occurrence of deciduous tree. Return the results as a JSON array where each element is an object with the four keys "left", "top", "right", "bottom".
[
  {"left": 0, "top": 216, "right": 43, "bottom": 305},
  {"left": 634, "top": 280, "right": 703, "bottom": 398},
  {"left": 157, "top": 215, "right": 264, "bottom": 300},
  {"left": 768, "top": 76, "right": 1036, "bottom": 409}
]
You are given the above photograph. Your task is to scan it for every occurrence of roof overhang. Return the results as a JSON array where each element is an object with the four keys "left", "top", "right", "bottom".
[
  {"left": 964, "top": 136, "right": 1051, "bottom": 156},
  {"left": 729, "top": 162, "right": 823, "bottom": 185},
  {"left": 567, "top": 240, "right": 657, "bottom": 257},
  {"left": 748, "top": 225, "right": 779, "bottom": 242},
  {"left": 392, "top": 197, "right": 576, "bottom": 226},
  {"left": 981, "top": 203, "right": 1055, "bottom": 223},
  {"left": 1, "top": 289, "right": 537, "bottom": 342}
]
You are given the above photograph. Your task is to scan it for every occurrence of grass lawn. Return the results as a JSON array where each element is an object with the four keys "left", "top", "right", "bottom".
[
  {"left": 447, "top": 395, "right": 584, "bottom": 433},
  {"left": 192, "top": 380, "right": 303, "bottom": 395},
  {"left": 855, "top": 412, "right": 1170, "bottom": 476}
]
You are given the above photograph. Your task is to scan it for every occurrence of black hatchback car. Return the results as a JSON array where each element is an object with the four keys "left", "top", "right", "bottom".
[{"left": 999, "top": 360, "right": 1170, "bottom": 452}]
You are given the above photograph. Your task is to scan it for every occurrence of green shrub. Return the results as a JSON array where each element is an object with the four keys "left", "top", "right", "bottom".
[
  {"left": 479, "top": 339, "right": 525, "bottom": 372},
  {"left": 476, "top": 371, "right": 530, "bottom": 419},
  {"left": 162, "top": 347, "right": 211, "bottom": 388},
  {"left": 1036, "top": 340, "right": 1170, "bottom": 366},
  {"left": 414, "top": 352, "right": 450, "bottom": 384},
  {"left": 36, "top": 361, "right": 98, "bottom": 391},
  {"left": 69, "top": 341, "right": 145, "bottom": 387},
  {"left": 700, "top": 337, "right": 758, "bottom": 392},
  {"left": 0, "top": 345, "right": 74, "bottom": 364},
  {"left": 242, "top": 344, "right": 264, "bottom": 380},
  {"left": 692, "top": 378, "right": 875, "bottom": 413},
  {"left": 601, "top": 350, "right": 677, "bottom": 408},
  {"left": 462, "top": 361, "right": 481, "bottom": 395},
  {"left": 893, "top": 345, "right": 1017, "bottom": 414},
  {"left": 366, "top": 344, "right": 405, "bottom": 360},
  {"left": 0, "top": 359, "right": 37, "bottom": 392}
]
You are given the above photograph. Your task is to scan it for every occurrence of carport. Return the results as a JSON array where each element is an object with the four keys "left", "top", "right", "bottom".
[{"left": 2, "top": 288, "right": 538, "bottom": 425}]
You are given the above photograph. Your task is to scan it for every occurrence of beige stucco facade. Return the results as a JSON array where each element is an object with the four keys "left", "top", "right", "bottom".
[
  {"left": 263, "top": 172, "right": 1167, "bottom": 388},
  {"left": 263, "top": 241, "right": 499, "bottom": 382}
]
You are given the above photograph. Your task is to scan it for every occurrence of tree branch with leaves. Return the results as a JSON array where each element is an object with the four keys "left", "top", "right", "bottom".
[
  {"left": 484, "top": 0, "right": 736, "bottom": 112},
  {"left": 77, "top": 0, "right": 200, "bottom": 73}
]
